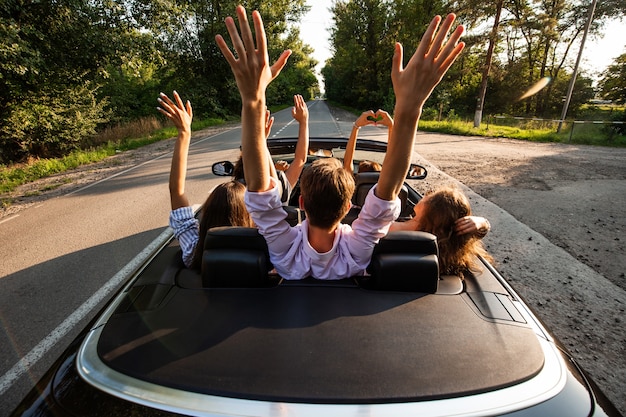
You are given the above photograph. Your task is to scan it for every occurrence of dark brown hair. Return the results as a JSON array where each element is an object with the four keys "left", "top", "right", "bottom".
[
  {"left": 358, "top": 160, "right": 381, "bottom": 173},
  {"left": 415, "top": 186, "right": 492, "bottom": 278},
  {"left": 232, "top": 154, "right": 245, "bottom": 182},
  {"left": 299, "top": 158, "right": 355, "bottom": 228},
  {"left": 191, "top": 180, "right": 252, "bottom": 270}
]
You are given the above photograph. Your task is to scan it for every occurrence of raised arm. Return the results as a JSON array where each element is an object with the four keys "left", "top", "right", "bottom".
[
  {"left": 215, "top": 6, "right": 291, "bottom": 192},
  {"left": 263, "top": 108, "right": 280, "bottom": 181},
  {"left": 376, "top": 14, "right": 465, "bottom": 201},
  {"left": 284, "top": 94, "right": 310, "bottom": 187},
  {"left": 343, "top": 111, "right": 375, "bottom": 175},
  {"left": 158, "top": 91, "right": 193, "bottom": 210}
]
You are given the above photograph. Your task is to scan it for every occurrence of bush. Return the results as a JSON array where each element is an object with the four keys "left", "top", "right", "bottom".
[
  {"left": 0, "top": 84, "right": 109, "bottom": 164},
  {"left": 610, "top": 109, "right": 626, "bottom": 135}
]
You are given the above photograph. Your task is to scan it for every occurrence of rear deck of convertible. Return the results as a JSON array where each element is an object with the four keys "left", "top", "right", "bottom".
[{"left": 92, "top": 228, "right": 545, "bottom": 404}]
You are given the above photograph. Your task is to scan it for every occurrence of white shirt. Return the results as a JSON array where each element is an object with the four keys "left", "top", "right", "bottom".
[{"left": 245, "top": 177, "right": 400, "bottom": 280}]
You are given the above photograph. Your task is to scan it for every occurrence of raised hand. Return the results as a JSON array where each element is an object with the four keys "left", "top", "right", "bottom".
[
  {"left": 159, "top": 91, "right": 193, "bottom": 210},
  {"left": 391, "top": 14, "right": 465, "bottom": 116},
  {"left": 354, "top": 110, "right": 376, "bottom": 129},
  {"left": 291, "top": 94, "right": 309, "bottom": 123},
  {"left": 376, "top": 15, "right": 464, "bottom": 201},
  {"left": 215, "top": 6, "right": 291, "bottom": 103},
  {"left": 157, "top": 91, "right": 193, "bottom": 135},
  {"left": 374, "top": 109, "right": 393, "bottom": 129}
]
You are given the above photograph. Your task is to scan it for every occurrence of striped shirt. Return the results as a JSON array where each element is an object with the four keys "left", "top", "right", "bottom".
[{"left": 169, "top": 206, "right": 198, "bottom": 268}]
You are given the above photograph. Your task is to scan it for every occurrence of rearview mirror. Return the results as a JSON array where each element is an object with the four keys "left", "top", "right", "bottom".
[
  {"left": 212, "top": 161, "right": 234, "bottom": 177},
  {"left": 407, "top": 164, "right": 427, "bottom": 180}
]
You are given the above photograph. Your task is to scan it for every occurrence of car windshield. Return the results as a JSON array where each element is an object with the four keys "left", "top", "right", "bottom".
[{"left": 268, "top": 137, "right": 388, "bottom": 168}]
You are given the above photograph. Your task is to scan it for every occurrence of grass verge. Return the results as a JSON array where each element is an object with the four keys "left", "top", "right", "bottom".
[
  {"left": 0, "top": 117, "right": 227, "bottom": 195},
  {"left": 327, "top": 101, "right": 626, "bottom": 147}
]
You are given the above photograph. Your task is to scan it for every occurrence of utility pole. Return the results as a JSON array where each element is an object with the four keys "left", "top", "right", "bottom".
[
  {"left": 474, "top": 0, "right": 504, "bottom": 128},
  {"left": 557, "top": 0, "right": 597, "bottom": 133}
]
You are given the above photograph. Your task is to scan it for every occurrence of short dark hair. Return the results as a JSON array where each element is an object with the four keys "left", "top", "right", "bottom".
[
  {"left": 358, "top": 160, "right": 381, "bottom": 173},
  {"left": 299, "top": 158, "right": 355, "bottom": 228}
]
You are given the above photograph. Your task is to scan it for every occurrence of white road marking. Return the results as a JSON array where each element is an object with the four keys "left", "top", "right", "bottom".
[
  {"left": 0, "top": 126, "right": 234, "bottom": 396},
  {"left": 0, "top": 228, "right": 173, "bottom": 396},
  {"left": 271, "top": 118, "right": 297, "bottom": 138},
  {"left": 0, "top": 215, "right": 19, "bottom": 225}
]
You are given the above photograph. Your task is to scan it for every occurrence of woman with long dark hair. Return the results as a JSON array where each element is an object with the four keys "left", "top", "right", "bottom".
[{"left": 158, "top": 91, "right": 252, "bottom": 270}]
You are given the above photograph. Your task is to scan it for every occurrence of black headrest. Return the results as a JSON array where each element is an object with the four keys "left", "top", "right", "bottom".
[
  {"left": 202, "top": 227, "right": 276, "bottom": 288},
  {"left": 364, "top": 231, "right": 439, "bottom": 293},
  {"left": 372, "top": 230, "right": 438, "bottom": 257},
  {"left": 283, "top": 206, "right": 306, "bottom": 226}
]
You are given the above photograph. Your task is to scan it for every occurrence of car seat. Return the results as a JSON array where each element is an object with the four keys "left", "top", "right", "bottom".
[
  {"left": 353, "top": 172, "right": 408, "bottom": 211},
  {"left": 362, "top": 231, "right": 439, "bottom": 293},
  {"left": 201, "top": 226, "right": 279, "bottom": 288}
]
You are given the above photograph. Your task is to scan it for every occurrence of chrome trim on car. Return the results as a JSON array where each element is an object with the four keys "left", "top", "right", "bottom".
[{"left": 78, "top": 329, "right": 565, "bottom": 417}]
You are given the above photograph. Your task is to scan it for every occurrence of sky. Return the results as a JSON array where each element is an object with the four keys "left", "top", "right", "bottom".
[
  {"left": 298, "top": 1, "right": 334, "bottom": 89},
  {"left": 298, "top": 0, "right": 625, "bottom": 89}
]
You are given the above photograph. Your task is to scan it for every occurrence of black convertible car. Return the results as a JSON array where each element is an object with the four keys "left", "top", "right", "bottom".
[{"left": 12, "top": 137, "right": 622, "bottom": 416}]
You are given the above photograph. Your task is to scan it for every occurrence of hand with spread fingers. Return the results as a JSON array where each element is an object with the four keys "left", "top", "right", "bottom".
[
  {"left": 215, "top": 6, "right": 292, "bottom": 193},
  {"left": 158, "top": 91, "right": 193, "bottom": 211},
  {"left": 376, "top": 13, "right": 464, "bottom": 202},
  {"left": 157, "top": 91, "right": 193, "bottom": 136},
  {"left": 391, "top": 14, "right": 465, "bottom": 115},
  {"left": 215, "top": 6, "right": 291, "bottom": 103}
]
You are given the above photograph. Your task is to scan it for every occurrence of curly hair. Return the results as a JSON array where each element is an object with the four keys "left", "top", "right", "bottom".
[{"left": 415, "top": 186, "right": 492, "bottom": 278}]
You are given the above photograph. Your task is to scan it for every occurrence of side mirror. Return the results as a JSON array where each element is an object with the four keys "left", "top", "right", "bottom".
[
  {"left": 406, "top": 164, "right": 427, "bottom": 180},
  {"left": 212, "top": 161, "right": 234, "bottom": 177}
]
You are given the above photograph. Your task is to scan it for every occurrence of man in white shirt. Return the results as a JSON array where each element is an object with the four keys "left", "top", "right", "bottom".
[{"left": 216, "top": 6, "right": 465, "bottom": 280}]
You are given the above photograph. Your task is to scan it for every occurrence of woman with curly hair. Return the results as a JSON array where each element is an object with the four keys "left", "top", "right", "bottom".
[{"left": 390, "top": 186, "right": 492, "bottom": 278}]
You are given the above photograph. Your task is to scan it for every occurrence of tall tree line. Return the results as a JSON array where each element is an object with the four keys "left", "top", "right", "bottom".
[
  {"left": 2, "top": 0, "right": 624, "bottom": 164},
  {"left": 0, "top": 0, "right": 318, "bottom": 164},
  {"left": 323, "top": 0, "right": 625, "bottom": 120}
]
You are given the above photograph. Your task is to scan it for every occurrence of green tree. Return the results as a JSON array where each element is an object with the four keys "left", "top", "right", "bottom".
[
  {"left": 267, "top": 27, "right": 319, "bottom": 103},
  {"left": 0, "top": 0, "right": 158, "bottom": 163},
  {"left": 324, "top": 0, "right": 394, "bottom": 110},
  {"left": 599, "top": 53, "right": 626, "bottom": 104},
  {"left": 132, "top": 0, "right": 311, "bottom": 115},
  {"left": 324, "top": 0, "right": 450, "bottom": 111},
  {"left": 0, "top": 0, "right": 319, "bottom": 163},
  {"left": 495, "top": 0, "right": 625, "bottom": 118}
]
